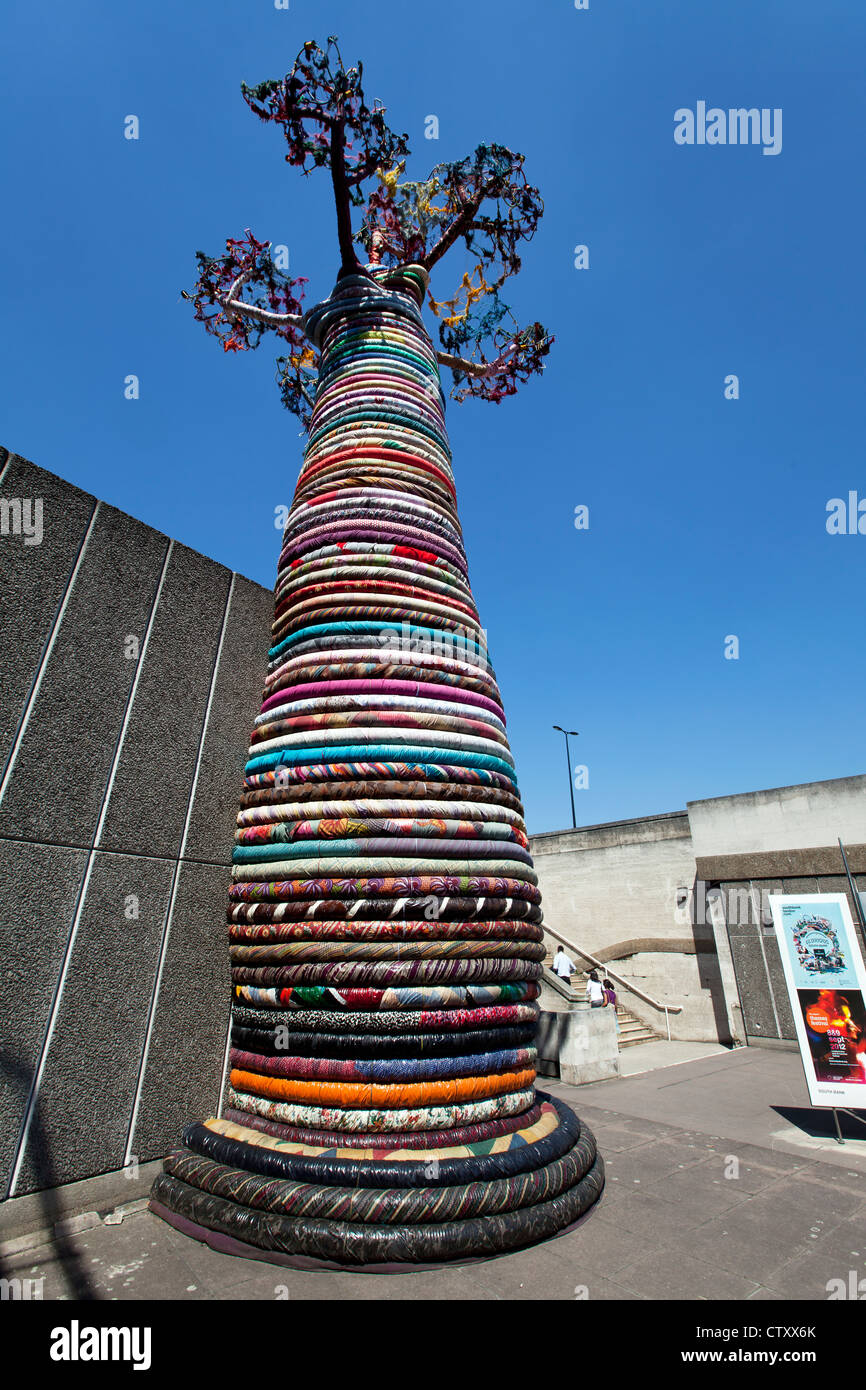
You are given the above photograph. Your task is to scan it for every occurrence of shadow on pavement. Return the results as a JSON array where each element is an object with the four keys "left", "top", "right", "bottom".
[
  {"left": 1, "top": 1050, "right": 98, "bottom": 1300},
  {"left": 772, "top": 1104, "right": 866, "bottom": 1142}
]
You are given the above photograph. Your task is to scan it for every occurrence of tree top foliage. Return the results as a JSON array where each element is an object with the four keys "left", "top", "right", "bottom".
[{"left": 186, "top": 37, "right": 552, "bottom": 425}]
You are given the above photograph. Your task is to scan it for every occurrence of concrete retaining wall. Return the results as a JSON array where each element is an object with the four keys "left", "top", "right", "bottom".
[
  {"left": 536, "top": 1004, "right": 620, "bottom": 1086},
  {"left": 688, "top": 778, "right": 866, "bottom": 859},
  {"left": 0, "top": 449, "right": 273, "bottom": 1197},
  {"left": 530, "top": 812, "right": 724, "bottom": 1040}
]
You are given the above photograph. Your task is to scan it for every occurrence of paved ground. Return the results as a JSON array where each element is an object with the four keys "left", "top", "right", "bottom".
[
  {"left": 618, "top": 1038, "right": 729, "bottom": 1077},
  {"left": 4, "top": 1045, "right": 866, "bottom": 1301}
]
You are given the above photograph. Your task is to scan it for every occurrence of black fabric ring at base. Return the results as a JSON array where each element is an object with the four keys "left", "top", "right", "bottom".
[
  {"left": 149, "top": 1143, "right": 604, "bottom": 1266},
  {"left": 161, "top": 1123, "right": 596, "bottom": 1225},
  {"left": 149, "top": 1192, "right": 602, "bottom": 1274},
  {"left": 181, "top": 1092, "right": 579, "bottom": 1189}
]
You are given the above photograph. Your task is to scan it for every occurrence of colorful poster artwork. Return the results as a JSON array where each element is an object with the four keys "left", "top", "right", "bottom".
[
  {"left": 796, "top": 988, "right": 866, "bottom": 1085},
  {"left": 770, "top": 894, "right": 866, "bottom": 1107},
  {"left": 782, "top": 902, "right": 856, "bottom": 988}
]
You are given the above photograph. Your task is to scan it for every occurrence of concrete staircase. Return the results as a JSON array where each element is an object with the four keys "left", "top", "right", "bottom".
[
  {"left": 545, "top": 953, "right": 661, "bottom": 1050},
  {"left": 614, "top": 1003, "right": 659, "bottom": 1048}
]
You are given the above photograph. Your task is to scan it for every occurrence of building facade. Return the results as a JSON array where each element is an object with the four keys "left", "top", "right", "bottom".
[{"left": 530, "top": 777, "right": 866, "bottom": 1047}]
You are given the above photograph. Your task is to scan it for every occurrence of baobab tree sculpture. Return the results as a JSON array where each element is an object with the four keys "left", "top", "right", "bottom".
[{"left": 150, "top": 36, "right": 604, "bottom": 1265}]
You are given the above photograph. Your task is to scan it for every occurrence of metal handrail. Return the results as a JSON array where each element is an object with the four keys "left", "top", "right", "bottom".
[{"left": 543, "top": 923, "right": 682, "bottom": 1040}]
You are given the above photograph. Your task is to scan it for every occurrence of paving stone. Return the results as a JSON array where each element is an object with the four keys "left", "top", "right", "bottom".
[
  {"left": 332, "top": 1267, "right": 503, "bottom": 1301},
  {"left": 681, "top": 1214, "right": 812, "bottom": 1286},
  {"left": 802, "top": 1220, "right": 866, "bottom": 1266},
  {"left": 545, "top": 1212, "right": 669, "bottom": 1277},
  {"left": 601, "top": 1189, "right": 698, "bottom": 1240},
  {"left": 762, "top": 1247, "right": 866, "bottom": 1301},
  {"left": 71, "top": 1219, "right": 215, "bottom": 1301},
  {"left": 584, "top": 1127, "right": 659, "bottom": 1155},
  {"left": 469, "top": 1237, "right": 619, "bottom": 1302},
  {"left": 734, "top": 1179, "right": 866, "bottom": 1236},
  {"left": 690, "top": 1141, "right": 815, "bottom": 1176},
  {"left": 0, "top": 1240, "right": 77, "bottom": 1300},
  {"left": 222, "top": 1265, "right": 502, "bottom": 1302},
  {"left": 602, "top": 1142, "right": 713, "bottom": 1187},
  {"left": 225, "top": 1269, "right": 358, "bottom": 1301},
  {"left": 612, "top": 1247, "right": 761, "bottom": 1301},
  {"left": 684, "top": 1157, "right": 794, "bottom": 1197},
  {"left": 636, "top": 1164, "right": 754, "bottom": 1224},
  {"left": 574, "top": 1275, "right": 646, "bottom": 1301}
]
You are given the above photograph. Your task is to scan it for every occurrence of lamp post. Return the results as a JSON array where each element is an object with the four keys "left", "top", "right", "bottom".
[{"left": 553, "top": 725, "right": 579, "bottom": 830}]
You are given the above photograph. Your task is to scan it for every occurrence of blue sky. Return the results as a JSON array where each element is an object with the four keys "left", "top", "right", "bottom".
[{"left": 2, "top": 0, "right": 863, "bottom": 834}]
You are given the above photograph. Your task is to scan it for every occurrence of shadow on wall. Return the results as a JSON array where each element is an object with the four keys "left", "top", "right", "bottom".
[
  {"left": 690, "top": 877, "right": 738, "bottom": 1045},
  {"left": 536, "top": 1012, "right": 573, "bottom": 1077},
  {"left": 0, "top": 1050, "right": 98, "bottom": 1300}
]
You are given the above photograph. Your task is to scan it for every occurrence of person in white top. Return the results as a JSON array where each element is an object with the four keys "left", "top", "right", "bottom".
[
  {"left": 551, "top": 946, "right": 576, "bottom": 981},
  {"left": 586, "top": 970, "right": 605, "bottom": 1007}
]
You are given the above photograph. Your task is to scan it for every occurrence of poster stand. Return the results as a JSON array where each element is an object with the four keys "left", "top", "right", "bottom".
[
  {"left": 831, "top": 1107, "right": 866, "bottom": 1145},
  {"left": 769, "top": 893, "right": 866, "bottom": 1133}
]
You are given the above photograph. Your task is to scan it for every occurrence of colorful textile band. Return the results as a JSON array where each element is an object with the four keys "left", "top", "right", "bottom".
[{"left": 151, "top": 267, "right": 603, "bottom": 1264}]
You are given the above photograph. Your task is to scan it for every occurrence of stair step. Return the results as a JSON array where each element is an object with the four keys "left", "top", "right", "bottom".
[
  {"left": 613, "top": 1004, "right": 660, "bottom": 1050},
  {"left": 543, "top": 960, "right": 666, "bottom": 1046}
]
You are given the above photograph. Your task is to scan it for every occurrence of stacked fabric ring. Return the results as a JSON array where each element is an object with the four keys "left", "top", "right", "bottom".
[{"left": 150, "top": 264, "right": 604, "bottom": 1266}]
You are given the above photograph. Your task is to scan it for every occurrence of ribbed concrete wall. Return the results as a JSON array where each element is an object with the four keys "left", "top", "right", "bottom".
[{"left": 0, "top": 448, "right": 273, "bottom": 1196}]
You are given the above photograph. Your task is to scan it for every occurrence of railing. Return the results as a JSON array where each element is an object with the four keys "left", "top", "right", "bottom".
[{"left": 542, "top": 923, "right": 682, "bottom": 1042}]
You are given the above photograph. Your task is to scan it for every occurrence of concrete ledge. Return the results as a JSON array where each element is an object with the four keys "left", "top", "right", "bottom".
[
  {"left": 744, "top": 1035, "right": 798, "bottom": 1052},
  {"left": 537, "top": 1003, "right": 620, "bottom": 1085},
  {"left": 0, "top": 1160, "right": 162, "bottom": 1249},
  {"left": 696, "top": 844, "right": 866, "bottom": 880},
  {"left": 531, "top": 811, "right": 691, "bottom": 856},
  {"left": 538, "top": 968, "right": 582, "bottom": 1008},
  {"left": 583, "top": 936, "right": 716, "bottom": 962}
]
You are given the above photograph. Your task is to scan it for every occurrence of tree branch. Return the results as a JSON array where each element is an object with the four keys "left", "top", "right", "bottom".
[
  {"left": 222, "top": 270, "right": 250, "bottom": 322},
  {"left": 330, "top": 117, "right": 361, "bottom": 275},
  {"left": 422, "top": 187, "right": 488, "bottom": 271},
  {"left": 221, "top": 297, "right": 305, "bottom": 329},
  {"left": 292, "top": 105, "right": 336, "bottom": 125},
  {"left": 435, "top": 348, "right": 499, "bottom": 378},
  {"left": 344, "top": 152, "right": 380, "bottom": 187}
]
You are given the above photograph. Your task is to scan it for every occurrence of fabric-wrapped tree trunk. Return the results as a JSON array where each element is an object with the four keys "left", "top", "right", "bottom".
[{"left": 149, "top": 264, "right": 605, "bottom": 1266}]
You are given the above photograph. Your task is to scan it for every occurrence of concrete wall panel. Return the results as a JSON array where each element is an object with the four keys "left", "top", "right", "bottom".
[
  {"left": 727, "top": 932, "right": 779, "bottom": 1040},
  {"left": 182, "top": 575, "right": 272, "bottom": 865},
  {"left": 130, "top": 859, "right": 231, "bottom": 1163},
  {"left": 0, "top": 839, "right": 89, "bottom": 1194},
  {"left": 97, "top": 545, "right": 232, "bottom": 859},
  {"left": 0, "top": 454, "right": 96, "bottom": 778},
  {"left": 14, "top": 853, "right": 176, "bottom": 1193},
  {"left": 688, "top": 777, "right": 866, "bottom": 859},
  {"left": 0, "top": 505, "right": 168, "bottom": 848}
]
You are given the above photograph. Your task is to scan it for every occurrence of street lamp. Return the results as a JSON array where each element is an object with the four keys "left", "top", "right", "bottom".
[{"left": 553, "top": 725, "right": 579, "bottom": 830}]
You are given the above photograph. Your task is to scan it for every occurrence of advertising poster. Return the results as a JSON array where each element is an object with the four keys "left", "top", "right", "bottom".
[{"left": 768, "top": 893, "right": 866, "bottom": 1108}]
